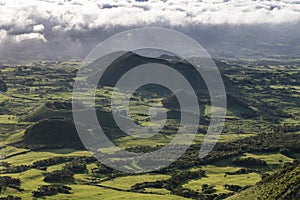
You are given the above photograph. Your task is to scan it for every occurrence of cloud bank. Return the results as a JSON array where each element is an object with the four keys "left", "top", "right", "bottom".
[{"left": 0, "top": 0, "right": 300, "bottom": 60}]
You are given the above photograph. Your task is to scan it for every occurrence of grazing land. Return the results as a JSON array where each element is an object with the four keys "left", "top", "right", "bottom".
[{"left": 0, "top": 56, "right": 299, "bottom": 199}]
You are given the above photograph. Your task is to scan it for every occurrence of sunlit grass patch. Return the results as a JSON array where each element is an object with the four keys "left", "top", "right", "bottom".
[
  {"left": 0, "top": 115, "right": 18, "bottom": 124},
  {"left": 4, "top": 150, "right": 91, "bottom": 165},
  {"left": 240, "top": 152, "right": 294, "bottom": 168},
  {"left": 100, "top": 174, "right": 171, "bottom": 190},
  {"left": 184, "top": 165, "right": 261, "bottom": 194}
]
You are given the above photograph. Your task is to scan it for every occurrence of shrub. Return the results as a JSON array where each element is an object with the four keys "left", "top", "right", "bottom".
[
  {"left": 44, "top": 170, "right": 74, "bottom": 183},
  {"left": 0, "top": 176, "right": 22, "bottom": 193},
  {"left": 92, "top": 162, "right": 114, "bottom": 174},
  {"left": 0, "top": 195, "right": 22, "bottom": 200},
  {"left": 225, "top": 168, "right": 260, "bottom": 175},
  {"left": 202, "top": 184, "right": 216, "bottom": 194},
  {"left": 2, "top": 165, "right": 30, "bottom": 174},
  {"left": 0, "top": 80, "right": 7, "bottom": 92},
  {"left": 63, "top": 160, "right": 87, "bottom": 174},
  {"left": 32, "top": 185, "right": 72, "bottom": 198},
  {"left": 232, "top": 157, "right": 267, "bottom": 167},
  {"left": 224, "top": 184, "right": 243, "bottom": 192}
]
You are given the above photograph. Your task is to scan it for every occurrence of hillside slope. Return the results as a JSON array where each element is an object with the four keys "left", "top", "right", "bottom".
[
  {"left": 24, "top": 102, "right": 72, "bottom": 122},
  {"left": 22, "top": 118, "right": 84, "bottom": 148},
  {"left": 229, "top": 162, "right": 300, "bottom": 200}
]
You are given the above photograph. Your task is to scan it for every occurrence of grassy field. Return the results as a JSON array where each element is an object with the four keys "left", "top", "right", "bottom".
[
  {"left": 0, "top": 60, "right": 299, "bottom": 199},
  {"left": 4, "top": 150, "right": 91, "bottom": 165},
  {"left": 51, "top": 185, "right": 188, "bottom": 200},
  {"left": 100, "top": 174, "right": 171, "bottom": 190},
  {"left": 0, "top": 170, "right": 186, "bottom": 200},
  {"left": 184, "top": 165, "right": 261, "bottom": 194},
  {"left": 240, "top": 152, "right": 294, "bottom": 169},
  {"left": 114, "top": 133, "right": 255, "bottom": 148}
]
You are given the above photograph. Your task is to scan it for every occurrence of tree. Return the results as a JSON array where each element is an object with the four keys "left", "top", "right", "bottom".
[
  {"left": 63, "top": 160, "right": 87, "bottom": 174},
  {"left": 0, "top": 80, "right": 7, "bottom": 92},
  {"left": 32, "top": 185, "right": 72, "bottom": 197},
  {"left": 44, "top": 170, "right": 74, "bottom": 183},
  {"left": 0, "top": 176, "right": 21, "bottom": 193}
]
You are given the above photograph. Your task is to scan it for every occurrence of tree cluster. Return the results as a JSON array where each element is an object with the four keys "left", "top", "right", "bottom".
[
  {"left": 232, "top": 157, "right": 267, "bottom": 167},
  {"left": 32, "top": 185, "right": 72, "bottom": 198},
  {"left": 0, "top": 176, "right": 22, "bottom": 193},
  {"left": 44, "top": 170, "right": 74, "bottom": 183},
  {"left": 63, "top": 159, "right": 87, "bottom": 174},
  {"left": 0, "top": 195, "right": 22, "bottom": 200}
]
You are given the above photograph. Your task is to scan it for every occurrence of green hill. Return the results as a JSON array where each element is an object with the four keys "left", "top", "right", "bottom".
[
  {"left": 22, "top": 118, "right": 84, "bottom": 148},
  {"left": 21, "top": 105, "right": 132, "bottom": 148},
  {"left": 226, "top": 94, "right": 256, "bottom": 118},
  {"left": 230, "top": 162, "right": 300, "bottom": 200},
  {"left": 87, "top": 51, "right": 210, "bottom": 94},
  {"left": 23, "top": 102, "right": 72, "bottom": 122}
]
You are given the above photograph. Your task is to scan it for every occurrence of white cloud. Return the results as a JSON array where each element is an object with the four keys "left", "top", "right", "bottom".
[
  {"left": 1, "top": 0, "right": 299, "bottom": 31},
  {"left": 15, "top": 33, "right": 47, "bottom": 42},
  {"left": 0, "top": 0, "right": 299, "bottom": 59},
  {"left": 0, "top": 29, "right": 7, "bottom": 42},
  {"left": 33, "top": 24, "right": 45, "bottom": 32}
]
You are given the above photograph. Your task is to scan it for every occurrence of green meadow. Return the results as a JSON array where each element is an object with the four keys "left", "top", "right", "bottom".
[{"left": 0, "top": 58, "right": 299, "bottom": 199}]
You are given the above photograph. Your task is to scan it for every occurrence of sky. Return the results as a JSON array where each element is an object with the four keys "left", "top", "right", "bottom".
[{"left": 0, "top": 0, "right": 300, "bottom": 60}]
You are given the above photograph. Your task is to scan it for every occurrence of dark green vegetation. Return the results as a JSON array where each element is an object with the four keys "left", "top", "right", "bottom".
[
  {"left": 0, "top": 80, "right": 7, "bottom": 93},
  {"left": 23, "top": 102, "right": 72, "bottom": 122},
  {"left": 232, "top": 157, "right": 267, "bottom": 167},
  {"left": 32, "top": 185, "right": 72, "bottom": 198},
  {"left": 230, "top": 162, "right": 300, "bottom": 200},
  {"left": 95, "top": 52, "right": 208, "bottom": 92},
  {"left": 0, "top": 57, "right": 299, "bottom": 199},
  {"left": 22, "top": 118, "right": 83, "bottom": 148},
  {"left": 0, "top": 176, "right": 22, "bottom": 192}
]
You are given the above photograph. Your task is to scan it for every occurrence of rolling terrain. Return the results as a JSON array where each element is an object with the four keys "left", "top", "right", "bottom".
[{"left": 0, "top": 56, "right": 299, "bottom": 199}]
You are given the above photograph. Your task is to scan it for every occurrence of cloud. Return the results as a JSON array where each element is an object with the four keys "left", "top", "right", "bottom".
[
  {"left": 33, "top": 24, "right": 45, "bottom": 32},
  {"left": 15, "top": 33, "right": 46, "bottom": 42},
  {"left": 0, "top": 0, "right": 299, "bottom": 59}
]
